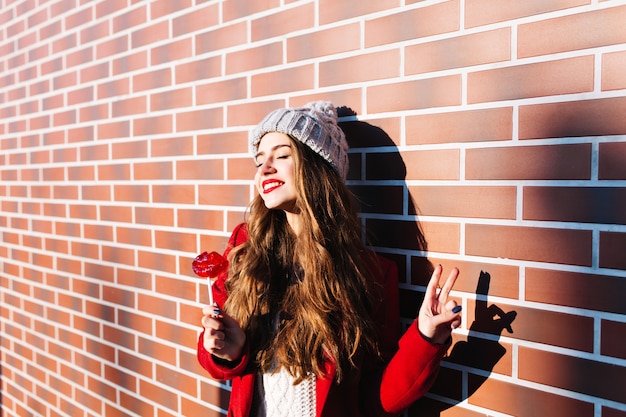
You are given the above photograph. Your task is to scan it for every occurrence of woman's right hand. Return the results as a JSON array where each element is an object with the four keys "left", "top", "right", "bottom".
[{"left": 201, "top": 305, "right": 246, "bottom": 362}]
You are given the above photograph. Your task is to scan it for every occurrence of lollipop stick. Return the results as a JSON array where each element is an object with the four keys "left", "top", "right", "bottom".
[
  {"left": 192, "top": 251, "right": 226, "bottom": 316},
  {"left": 207, "top": 280, "right": 220, "bottom": 316}
]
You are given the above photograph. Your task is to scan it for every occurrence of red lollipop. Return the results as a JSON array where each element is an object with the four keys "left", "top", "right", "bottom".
[
  {"left": 192, "top": 251, "right": 228, "bottom": 279},
  {"left": 192, "top": 251, "right": 228, "bottom": 314}
]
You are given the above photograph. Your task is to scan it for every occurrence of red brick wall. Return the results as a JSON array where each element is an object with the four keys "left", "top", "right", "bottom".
[{"left": 1, "top": 1, "right": 625, "bottom": 416}]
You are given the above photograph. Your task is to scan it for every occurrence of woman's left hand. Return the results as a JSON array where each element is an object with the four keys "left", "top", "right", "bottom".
[{"left": 418, "top": 265, "right": 462, "bottom": 345}]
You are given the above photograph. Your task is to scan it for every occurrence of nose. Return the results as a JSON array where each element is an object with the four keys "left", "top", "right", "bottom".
[{"left": 258, "top": 157, "right": 276, "bottom": 174}]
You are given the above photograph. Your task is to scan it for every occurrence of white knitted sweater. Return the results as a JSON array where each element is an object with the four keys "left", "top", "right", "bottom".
[{"left": 253, "top": 367, "right": 316, "bottom": 417}]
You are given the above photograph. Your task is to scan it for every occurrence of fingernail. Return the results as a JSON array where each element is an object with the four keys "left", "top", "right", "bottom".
[
  {"left": 452, "top": 305, "right": 462, "bottom": 314},
  {"left": 212, "top": 303, "right": 220, "bottom": 316}
]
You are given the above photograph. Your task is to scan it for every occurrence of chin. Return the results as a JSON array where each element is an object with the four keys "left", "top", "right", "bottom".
[{"left": 262, "top": 199, "right": 284, "bottom": 210}]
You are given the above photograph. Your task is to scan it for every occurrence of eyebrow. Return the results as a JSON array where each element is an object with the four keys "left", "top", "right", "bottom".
[{"left": 254, "top": 143, "right": 292, "bottom": 159}]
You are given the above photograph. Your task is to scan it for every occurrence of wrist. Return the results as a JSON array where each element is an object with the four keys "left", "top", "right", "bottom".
[
  {"left": 417, "top": 323, "right": 450, "bottom": 346},
  {"left": 212, "top": 354, "right": 242, "bottom": 368}
]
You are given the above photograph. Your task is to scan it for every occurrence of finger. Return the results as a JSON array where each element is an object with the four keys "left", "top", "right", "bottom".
[
  {"left": 429, "top": 300, "right": 462, "bottom": 327},
  {"left": 210, "top": 331, "right": 226, "bottom": 348},
  {"left": 207, "top": 326, "right": 225, "bottom": 338},
  {"left": 202, "top": 305, "right": 215, "bottom": 316},
  {"left": 201, "top": 315, "right": 222, "bottom": 330},
  {"left": 451, "top": 316, "right": 462, "bottom": 330},
  {"left": 446, "top": 302, "right": 463, "bottom": 329},
  {"left": 204, "top": 323, "right": 226, "bottom": 340},
  {"left": 425, "top": 264, "right": 443, "bottom": 300},
  {"left": 438, "top": 267, "right": 460, "bottom": 303},
  {"left": 446, "top": 300, "right": 462, "bottom": 315},
  {"left": 204, "top": 334, "right": 224, "bottom": 352}
]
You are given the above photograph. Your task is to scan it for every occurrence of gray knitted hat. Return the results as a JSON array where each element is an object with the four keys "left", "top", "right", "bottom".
[{"left": 250, "top": 101, "right": 349, "bottom": 180}]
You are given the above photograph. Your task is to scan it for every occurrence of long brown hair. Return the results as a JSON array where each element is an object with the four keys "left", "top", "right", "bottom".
[{"left": 224, "top": 137, "right": 380, "bottom": 383}]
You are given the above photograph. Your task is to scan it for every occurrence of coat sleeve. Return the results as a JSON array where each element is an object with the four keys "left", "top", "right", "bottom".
[
  {"left": 379, "top": 321, "right": 448, "bottom": 412},
  {"left": 372, "top": 255, "right": 449, "bottom": 414},
  {"left": 196, "top": 223, "right": 250, "bottom": 381},
  {"left": 197, "top": 331, "right": 250, "bottom": 380}
]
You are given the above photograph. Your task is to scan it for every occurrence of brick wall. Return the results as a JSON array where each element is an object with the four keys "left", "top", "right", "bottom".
[{"left": 1, "top": 0, "right": 625, "bottom": 416}]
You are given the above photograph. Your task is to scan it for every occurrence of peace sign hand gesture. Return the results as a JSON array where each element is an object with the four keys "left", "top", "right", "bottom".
[{"left": 418, "top": 265, "right": 462, "bottom": 345}]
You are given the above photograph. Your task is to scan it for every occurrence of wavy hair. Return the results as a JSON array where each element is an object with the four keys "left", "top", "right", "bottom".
[{"left": 224, "top": 137, "right": 380, "bottom": 383}]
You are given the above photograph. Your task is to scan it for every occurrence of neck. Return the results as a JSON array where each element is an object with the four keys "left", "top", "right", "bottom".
[{"left": 285, "top": 212, "right": 301, "bottom": 236}]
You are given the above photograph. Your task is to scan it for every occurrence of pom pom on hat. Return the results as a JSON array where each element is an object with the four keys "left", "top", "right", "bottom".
[{"left": 250, "top": 101, "right": 349, "bottom": 180}]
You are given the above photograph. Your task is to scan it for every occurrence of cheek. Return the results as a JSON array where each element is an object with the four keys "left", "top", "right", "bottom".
[{"left": 283, "top": 161, "right": 296, "bottom": 181}]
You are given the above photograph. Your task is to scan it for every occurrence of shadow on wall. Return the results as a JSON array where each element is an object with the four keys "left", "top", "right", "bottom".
[
  {"left": 338, "top": 106, "right": 429, "bottom": 271},
  {"left": 338, "top": 108, "right": 517, "bottom": 416},
  {"left": 410, "top": 272, "right": 517, "bottom": 416}
]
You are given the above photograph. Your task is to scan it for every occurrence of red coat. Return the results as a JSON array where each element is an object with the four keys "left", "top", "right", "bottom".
[{"left": 197, "top": 223, "right": 448, "bottom": 417}]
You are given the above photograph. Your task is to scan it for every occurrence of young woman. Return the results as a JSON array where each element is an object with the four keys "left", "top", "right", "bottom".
[{"left": 197, "top": 101, "right": 462, "bottom": 417}]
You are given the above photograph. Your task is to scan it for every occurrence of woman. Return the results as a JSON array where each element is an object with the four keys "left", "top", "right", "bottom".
[{"left": 197, "top": 101, "right": 462, "bottom": 417}]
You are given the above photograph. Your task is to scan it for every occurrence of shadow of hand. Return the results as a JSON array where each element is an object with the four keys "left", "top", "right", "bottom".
[{"left": 446, "top": 271, "right": 517, "bottom": 373}]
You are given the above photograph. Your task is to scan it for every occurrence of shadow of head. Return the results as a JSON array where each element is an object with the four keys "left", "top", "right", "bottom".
[
  {"left": 338, "top": 105, "right": 408, "bottom": 210},
  {"left": 337, "top": 106, "right": 426, "bottom": 250},
  {"left": 337, "top": 105, "right": 430, "bottom": 275}
]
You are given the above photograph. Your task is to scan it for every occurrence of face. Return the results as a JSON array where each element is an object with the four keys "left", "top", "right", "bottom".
[{"left": 254, "top": 132, "right": 299, "bottom": 213}]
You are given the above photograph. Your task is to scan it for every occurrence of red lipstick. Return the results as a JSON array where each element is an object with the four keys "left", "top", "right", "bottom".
[{"left": 261, "top": 179, "right": 284, "bottom": 194}]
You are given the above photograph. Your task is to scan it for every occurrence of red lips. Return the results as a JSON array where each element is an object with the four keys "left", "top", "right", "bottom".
[
  {"left": 261, "top": 179, "right": 284, "bottom": 194},
  {"left": 192, "top": 251, "right": 228, "bottom": 279}
]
